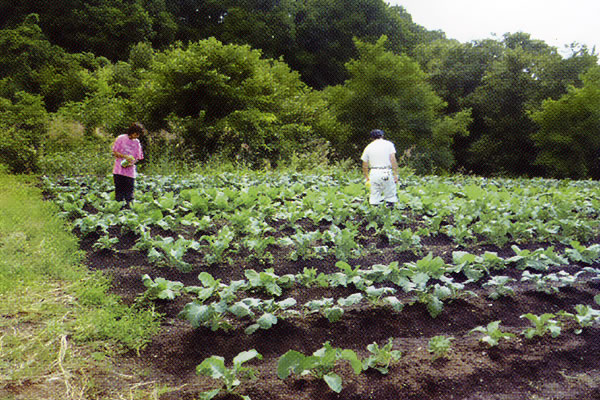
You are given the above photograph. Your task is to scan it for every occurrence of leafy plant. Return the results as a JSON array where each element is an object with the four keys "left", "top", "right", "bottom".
[
  {"left": 386, "top": 227, "right": 422, "bottom": 254},
  {"left": 405, "top": 253, "right": 449, "bottom": 280},
  {"left": 304, "top": 298, "right": 345, "bottom": 323},
  {"left": 243, "top": 235, "right": 276, "bottom": 264},
  {"left": 178, "top": 301, "right": 232, "bottom": 332},
  {"left": 202, "top": 225, "right": 236, "bottom": 265},
  {"left": 482, "top": 276, "right": 515, "bottom": 299},
  {"left": 228, "top": 297, "right": 298, "bottom": 335},
  {"left": 323, "top": 223, "right": 361, "bottom": 262},
  {"left": 363, "top": 286, "right": 398, "bottom": 308},
  {"left": 92, "top": 234, "right": 119, "bottom": 251},
  {"left": 521, "top": 270, "right": 582, "bottom": 294},
  {"left": 141, "top": 274, "right": 184, "bottom": 300},
  {"left": 508, "top": 245, "right": 568, "bottom": 272},
  {"left": 279, "top": 230, "right": 325, "bottom": 261},
  {"left": 469, "top": 320, "right": 516, "bottom": 346},
  {"left": 565, "top": 241, "right": 600, "bottom": 264},
  {"left": 329, "top": 261, "right": 371, "bottom": 290},
  {"left": 296, "top": 267, "right": 330, "bottom": 288},
  {"left": 244, "top": 268, "right": 295, "bottom": 297},
  {"left": 427, "top": 335, "right": 454, "bottom": 360},
  {"left": 277, "top": 342, "right": 362, "bottom": 393},
  {"left": 559, "top": 305, "right": 600, "bottom": 334},
  {"left": 196, "top": 350, "right": 263, "bottom": 400},
  {"left": 520, "top": 313, "right": 562, "bottom": 339},
  {"left": 362, "top": 338, "right": 402, "bottom": 374}
]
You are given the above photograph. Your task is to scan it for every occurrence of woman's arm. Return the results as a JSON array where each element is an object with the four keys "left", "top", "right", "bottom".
[{"left": 112, "top": 144, "right": 136, "bottom": 163}]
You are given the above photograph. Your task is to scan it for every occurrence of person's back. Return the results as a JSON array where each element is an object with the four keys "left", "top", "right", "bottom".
[
  {"left": 361, "top": 129, "right": 399, "bottom": 207},
  {"left": 362, "top": 138, "right": 396, "bottom": 169}
]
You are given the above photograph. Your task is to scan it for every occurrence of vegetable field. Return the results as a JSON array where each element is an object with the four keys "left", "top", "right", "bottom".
[{"left": 43, "top": 173, "right": 600, "bottom": 400}]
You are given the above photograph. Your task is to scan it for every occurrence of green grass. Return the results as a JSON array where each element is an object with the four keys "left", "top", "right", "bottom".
[{"left": 0, "top": 172, "right": 162, "bottom": 399}]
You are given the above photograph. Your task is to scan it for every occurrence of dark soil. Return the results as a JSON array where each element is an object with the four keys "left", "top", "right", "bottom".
[{"left": 81, "top": 227, "right": 600, "bottom": 400}]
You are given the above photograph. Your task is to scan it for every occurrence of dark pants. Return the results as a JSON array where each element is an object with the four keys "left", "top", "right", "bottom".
[{"left": 114, "top": 174, "right": 135, "bottom": 204}]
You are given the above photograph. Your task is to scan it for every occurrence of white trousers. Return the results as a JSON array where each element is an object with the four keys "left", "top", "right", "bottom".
[{"left": 369, "top": 169, "right": 397, "bottom": 205}]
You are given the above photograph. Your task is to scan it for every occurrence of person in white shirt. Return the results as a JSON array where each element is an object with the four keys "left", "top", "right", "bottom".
[{"left": 360, "top": 129, "right": 399, "bottom": 206}]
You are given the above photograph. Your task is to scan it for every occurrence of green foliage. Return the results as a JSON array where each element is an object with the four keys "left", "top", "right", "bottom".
[
  {"left": 57, "top": 63, "right": 137, "bottom": 136},
  {"left": 326, "top": 36, "right": 470, "bottom": 172},
  {"left": 559, "top": 305, "right": 600, "bottom": 334},
  {"left": 304, "top": 298, "right": 346, "bottom": 323},
  {"left": 0, "top": 16, "right": 91, "bottom": 111},
  {"left": 362, "top": 338, "right": 402, "bottom": 374},
  {"left": 178, "top": 301, "right": 232, "bottom": 332},
  {"left": 72, "top": 300, "right": 161, "bottom": 353},
  {"left": 520, "top": 313, "right": 562, "bottom": 339},
  {"left": 462, "top": 33, "right": 596, "bottom": 176},
  {"left": 277, "top": 342, "right": 362, "bottom": 393},
  {"left": 135, "top": 37, "right": 343, "bottom": 166},
  {"left": 530, "top": 66, "right": 600, "bottom": 178},
  {"left": 427, "top": 335, "right": 453, "bottom": 360},
  {"left": 482, "top": 276, "right": 515, "bottom": 300},
  {"left": 469, "top": 321, "right": 516, "bottom": 347},
  {"left": 0, "top": 91, "right": 48, "bottom": 173},
  {"left": 141, "top": 274, "right": 184, "bottom": 301},
  {"left": 196, "top": 349, "right": 262, "bottom": 400}
]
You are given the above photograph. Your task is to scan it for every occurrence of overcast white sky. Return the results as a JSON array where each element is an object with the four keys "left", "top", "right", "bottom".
[{"left": 386, "top": 0, "right": 600, "bottom": 55}]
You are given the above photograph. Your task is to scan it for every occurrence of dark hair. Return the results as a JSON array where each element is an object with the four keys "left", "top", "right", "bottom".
[
  {"left": 370, "top": 129, "right": 384, "bottom": 139},
  {"left": 126, "top": 122, "right": 146, "bottom": 137}
]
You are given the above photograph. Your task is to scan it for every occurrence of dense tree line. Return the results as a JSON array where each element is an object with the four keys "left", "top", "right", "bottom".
[{"left": 0, "top": 0, "right": 598, "bottom": 178}]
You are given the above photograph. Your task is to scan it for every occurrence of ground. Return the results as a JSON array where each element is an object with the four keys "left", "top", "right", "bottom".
[{"left": 79, "top": 222, "right": 600, "bottom": 400}]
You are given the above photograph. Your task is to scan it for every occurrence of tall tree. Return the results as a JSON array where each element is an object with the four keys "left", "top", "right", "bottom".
[
  {"left": 463, "top": 33, "right": 596, "bottom": 176},
  {"left": 326, "top": 36, "right": 470, "bottom": 172},
  {"left": 0, "top": 15, "right": 96, "bottom": 111},
  {"left": 134, "top": 37, "right": 343, "bottom": 164},
  {"left": 530, "top": 66, "right": 600, "bottom": 178},
  {"left": 0, "top": 0, "right": 176, "bottom": 60}
]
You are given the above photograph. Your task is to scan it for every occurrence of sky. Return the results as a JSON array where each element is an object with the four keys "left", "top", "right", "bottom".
[{"left": 386, "top": 0, "right": 600, "bottom": 56}]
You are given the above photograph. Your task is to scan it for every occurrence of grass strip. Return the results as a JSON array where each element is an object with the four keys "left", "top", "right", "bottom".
[{"left": 0, "top": 172, "right": 161, "bottom": 399}]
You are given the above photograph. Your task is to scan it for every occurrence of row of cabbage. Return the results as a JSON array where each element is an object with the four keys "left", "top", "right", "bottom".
[
  {"left": 139, "top": 242, "right": 600, "bottom": 333},
  {"left": 147, "top": 247, "right": 600, "bottom": 398},
  {"left": 43, "top": 173, "right": 600, "bottom": 271}
]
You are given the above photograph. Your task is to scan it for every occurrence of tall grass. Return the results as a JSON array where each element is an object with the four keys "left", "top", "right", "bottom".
[{"left": 0, "top": 172, "right": 161, "bottom": 398}]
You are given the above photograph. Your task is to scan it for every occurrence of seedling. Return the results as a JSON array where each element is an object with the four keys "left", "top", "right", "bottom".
[
  {"left": 92, "top": 234, "right": 119, "bottom": 251},
  {"left": 244, "top": 268, "right": 294, "bottom": 297},
  {"left": 277, "top": 342, "right": 362, "bottom": 393},
  {"left": 427, "top": 335, "right": 454, "bottom": 360},
  {"left": 228, "top": 297, "right": 298, "bottom": 334},
  {"left": 559, "top": 305, "right": 600, "bottom": 334},
  {"left": 483, "top": 276, "right": 515, "bottom": 299},
  {"left": 304, "top": 298, "right": 344, "bottom": 323},
  {"left": 470, "top": 320, "right": 516, "bottom": 346},
  {"left": 178, "top": 301, "right": 232, "bottom": 332},
  {"left": 201, "top": 225, "right": 236, "bottom": 265},
  {"left": 296, "top": 267, "right": 330, "bottom": 288},
  {"left": 362, "top": 338, "right": 402, "bottom": 374},
  {"left": 520, "top": 313, "right": 561, "bottom": 339},
  {"left": 565, "top": 241, "right": 600, "bottom": 264},
  {"left": 196, "top": 349, "right": 262, "bottom": 400},
  {"left": 141, "top": 274, "right": 184, "bottom": 300}
]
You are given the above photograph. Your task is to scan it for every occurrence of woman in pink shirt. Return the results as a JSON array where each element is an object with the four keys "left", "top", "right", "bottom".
[{"left": 112, "top": 122, "right": 145, "bottom": 207}]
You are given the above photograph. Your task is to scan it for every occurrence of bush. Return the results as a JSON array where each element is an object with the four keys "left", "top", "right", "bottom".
[
  {"left": 0, "top": 126, "right": 38, "bottom": 173},
  {"left": 37, "top": 117, "right": 113, "bottom": 176},
  {"left": 37, "top": 146, "right": 112, "bottom": 176}
]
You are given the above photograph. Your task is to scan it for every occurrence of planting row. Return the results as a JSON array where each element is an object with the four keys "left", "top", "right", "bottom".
[
  {"left": 195, "top": 300, "right": 600, "bottom": 400},
  {"left": 138, "top": 243, "right": 600, "bottom": 333},
  {"left": 43, "top": 173, "right": 600, "bottom": 263}
]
